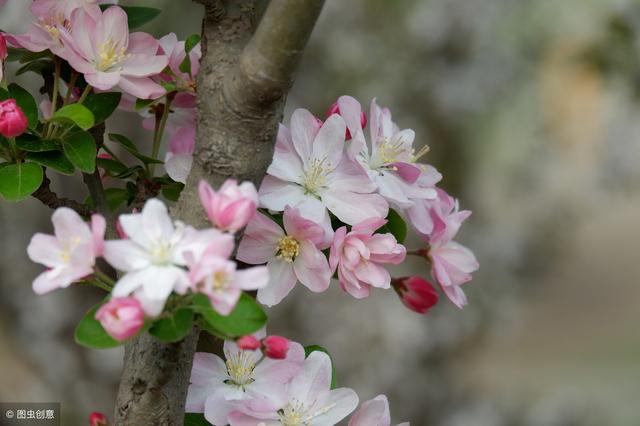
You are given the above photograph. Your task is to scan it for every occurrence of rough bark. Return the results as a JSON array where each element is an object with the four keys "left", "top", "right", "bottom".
[{"left": 112, "top": 1, "right": 324, "bottom": 424}]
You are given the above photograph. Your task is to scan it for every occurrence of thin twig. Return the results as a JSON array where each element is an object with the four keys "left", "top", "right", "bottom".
[{"left": 31, "top": 174, "right": 92, "bottom": 218}]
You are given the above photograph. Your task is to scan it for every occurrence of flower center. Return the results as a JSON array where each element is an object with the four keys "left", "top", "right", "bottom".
[
  {"left": 149, "top": 241, "right": 173, "bottom": 265},
  {"left": 60, "top": 236, "right": 83, "bottom": 263},
  {"left": 210, "top": 271, "right": 229, "bottom": 293},
  {"left": 95, "top": 38, "right": 129, "bottom": 72},
  {"left": 301, "top": 158, "right": 330, "bottom": 196},
  {"left": 276, "top": 236, "right": 299, "bottom": 262},
  {"left": 224, "top": 350, "right": 256, "bottom": 388},
  {"left": 277, "top": 399, "right": 337, "bottom": 425},
  {"left": 372, "top": 137, "right": 430, "bottom": 169}
]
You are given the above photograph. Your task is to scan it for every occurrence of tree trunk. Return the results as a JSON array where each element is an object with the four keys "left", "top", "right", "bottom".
[{"left": 112, "top": 1, "right": 324, "bottom": 424}]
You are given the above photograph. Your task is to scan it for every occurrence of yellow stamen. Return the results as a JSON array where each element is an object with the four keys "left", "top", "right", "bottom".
[{"left": 276, "top": 236, "right": 300, "bottom": 262}]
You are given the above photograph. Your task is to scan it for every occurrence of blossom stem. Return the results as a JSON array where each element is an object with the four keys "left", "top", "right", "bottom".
[
  {"left": 87, "top": 278, "right": 113, "bottom": 292},
  {"left": 63, "top": 72, "right": 78, "bottom": 105},
  {"left": 44, "top": 58, "right": 61, "bottom": 139},
  {"left": 94, "top": 269, "right": 115, "bottom": 287},
  {"left": 149, "top": 96, "right": 172, "bottom": 176},
  {"left": 77, "top": 85, "right": 92, "bottom": 104}
]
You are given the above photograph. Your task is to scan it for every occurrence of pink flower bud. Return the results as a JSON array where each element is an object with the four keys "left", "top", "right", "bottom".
[
  {"left": 115, "top": 218, "right": 128, "bottom": 239},
  {"left": 327, "top": 101, "right": 367, "bottom": 140},
  {"left": 198, "top": 179, "right": 259, "bottom": 233},
  {"left": 95, "top": 298, "right": 145, "bottom": 341},
  {"left": 392, "top": 276, "right": 439, "bottom": 314},
  {"left": 0, "top": 32, "right": 7, "bottom": 62},
  {"left": 261, "top": 335, "right": 290, "bottom": 359},
  {"left": 89, "top": 412, "right": 108, "bottom": 426},
  {"left": 237, "top": 335, "right": 261, "bottom": 351},
  {"left": 0, "top": 99, "right": 28, "bottom": 138}
]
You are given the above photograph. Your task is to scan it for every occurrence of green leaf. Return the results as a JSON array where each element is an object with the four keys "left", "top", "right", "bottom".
[
  {"left": 109, "top": 133, "right": 163, "bottom": 165},
  {"left": 16, "top": 59, "right": 54, "bottom": 76},
  {"left": 26, "top": 151, "right": 75, "bottom": 175},
  {"left": 52, "top": 104, "right": 95, "bottom": 130},
  {"left": 179, "top": 55, "right": 192, "bottom": 75},
  {"left": 304, "top": 345, "right": 338, "bottom": 389},
  {"left": 105, "top": 187, "right": 129, "bottom": 211},
  {"left": 112, "top": 165, "right": 145, "bottom": 179},
  {"left": 135, "top": 98, "right": 154, "bottom": 111},
  {"left": 0, "top": 162, "right": 43, "bottom": 201},
  {"left": 8, "top": 83, "right": 39, "bottom": 129},
  {"left": 74, "top": 303, "right": 124, "bottom": 349},
  {"left": 162, "top": 182, "right": 184, "bottom": 201},
  {"left": 15, "top": 134, "right": 59, "bottom": 152},
  {"left": 193, "top": 293, "right": 267, "bottom": 338},
  {"left": 0, "top": 88, "right": 8, "bottom": 101},
  {"left": 84, "top": 92, "right": 122, "bottom": 124},
  {"left": 379, "top": 208, "right": 408, "bottom": 244},
  {"left": 185, "top": 34, "right": 201, "bottom": 53},
  {"left": 62, "top": 131, "right": 96, "bottom": 173},
  {"left": 97, "top": 157, "right": 127, "bottom": 175},
  {"left": 149, "top": 308, "right": 194, "bottom": 343},
  {"left": 100, "top": 5, "right": 161, "bottom": 29},
  {"left": 184, "top": 413, "right": 209, "bottom": 426}
]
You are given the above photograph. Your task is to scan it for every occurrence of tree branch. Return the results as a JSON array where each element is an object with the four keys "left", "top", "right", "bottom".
[
  {"left": 31, "top": 174, "right": 91, "bottom": 218},
  {"left": 113, "top": 1, "right": 325, "bottom": 424}
]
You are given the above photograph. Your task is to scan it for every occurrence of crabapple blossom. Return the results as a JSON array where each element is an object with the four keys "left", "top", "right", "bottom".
[
  {"left": 227, "top": 351, "right": 359, "bottom": 426},
  {"left": 261, "top": 335, "right": 289, "bottom": 359},
  {"left": 187, "top": 244, "right": 268, "bottom": 315},
  {"left": 425, "top": 190, "right": 479, "bottom": 308},
  {"left": 0, "top": 99, "right": 29, "bottom": 138},
  {"left": 157, "top": 32, "right": 201, "bottom": 98},
  {"left": 89, "top": 411, "right": 108, "bottom": 426},
  {"left": 327, "top": 99, "right": 366, "bottom": 140},
  {"left": 27, "top": 208, "right": 105, "bottom": 295},
  {"left": 259, "top": 108, "right": 388, "bottom": 225},
  {"left": 95, "top": 297, "right": 145, "bottom": 341},
  {"left": 0, "top": 32, "right": 6, "bottom": 81},
  {"left": 348, "top": 395, "right": 409, "bottom": 426},
  {"left": 337, "top": 96, "right": 437, "bottom": 209},
  {"left": 186, "top": 332, "right": 305, "bottom": 426},
  {"left": 198, "top": 179, "right": 259, "bottom": 233},
  {"left": 164, "top": 125, "right": 195, "bottom": 184},
  {"left": 59, "top": 6, "right": 168, "bottom": 99},
  {"left": 103, "top": 198, "right": 228, "bottom": 316},
  {"left": 330, "top": 218, "right": 406, "bottom": 299},
  {"left": 237, "top": 206, "right": 332, "bottom": 306},
  {"left": 391, "top": 276, "right": 439, "bottom": 314},
  {"left": 236, "top": 335, "right": 261, "bottom": 351}
]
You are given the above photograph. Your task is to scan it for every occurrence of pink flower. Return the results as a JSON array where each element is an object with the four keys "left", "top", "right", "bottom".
[
  {"left": 237, "top": 207, "right": 332, "bottom": 306},
  {"left": 27, "top": 208, "right": 106, "bottom": 295},
  {"left": 31, "top": 0, "right": 114, "bottom": 21},
  {"left": 95, "top": 297, "right": 145, "bottom": 341},
  {"left": 0, "top": 99, "right": 29, "bottom": 138},
  {"left": 187, "top": 245, "right": 268, "bottom": 316},
  {"left": 103, "top": 199, "right": 228, "bottom": 316},
  {"left": 186, "top": 332, "right": 305, "bottom": 426},
  {"left": 236, "top": 335, "right": 260, "bottom": 351},
  {"left": 157, "top": 32, "right": 201, "bottom": 94},
  {"left": 330, "top": 218, "right": 406, "bottom": 299},
  {"left": 89, "top": 411, "right": 109, "bottom": 426},
  {"left": 338, "top": 96, "right": 437, "bottom": 209},
  {"left": 349, "top": 395, "right": 409, "bottom": 426},
  {"left": 164, "top": 125, "right": 195, "bottom": 184},
  {"left": 259, "top": 108, "right": 388, "bottom": 225},
  {"left": 199, "top": 179, "right": 259, "bottom": 233},
  {"left": 0, "top": 32, "right": 7, "bottom": 81},
  {"left": 228, "top": 351, "right": 359, "bottom": 426},
  {"left": 261, "top": 335, "right": 289, "bottom": 359},
  {"left": 425, "top": 191, "right": 479, "bottom": 308},
  {"left": 391, "top": 276, "right": 439, "bottom": 314},
  {"left": 59, "top": 6, "right": 168, "bottom": 99},
  {"left": 327, "top": 98, "right": 367, "bottom": 140}
]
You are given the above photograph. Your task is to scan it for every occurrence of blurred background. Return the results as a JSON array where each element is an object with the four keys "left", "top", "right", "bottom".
[{"left": 2, "top": 0, "right": 640, "bottom": 425}]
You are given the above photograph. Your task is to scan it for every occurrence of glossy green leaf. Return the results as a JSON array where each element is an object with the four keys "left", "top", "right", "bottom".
[
  {"left": 84, "top": 92, "right": 122, "bottom": 124},
  {"left": 185, "top": 34, "right": 201, "bottom": 53},
  {"left": 97, "top": 157, "right": 127, "bottom": 175},
  {"left": 26, "top": 151, "right": 74, "bottom": 175},
  {"left": 8, "top": 83, "right": 39, "bottom": 128},
  {"left": 184, "top": 414, "right": 209, "bottom": 426},
  {"left": 15, "top": 134, "right": 59, "bottom": 152},
  {"left": 149, "top": 308, "right": 194, "bottom": 343},
  {"left": 0, "top": 162, "right": 43, "bottom": 201},
  {"left": 304, "top": 345, "right": 338, "bottom": 389},
  {"left": 379, "top": 208, "right": 408, "bottom": 244},
  {"left": 105, "top": 187, "right": 129, "bottom": 210},
  {"left": 193, "top": 294, "right": 267, "bottom": 338},
  {"left": 16, "top": 59, "right": 54, "bottom": 76},
  {"left": 74, "top": 303, "right": 124, "bottom": 349},
  {"left": 52, "top": 104, "right": 95, "bottom": 130},
  {"left": 62, "top": 131, "right": 96, "bottom": 173},
  {"left": 109, "top": 133, "right": 163, "bottom": 165},
  {"left": 162, "top": 183, "right": 184, "bottom": 201}
]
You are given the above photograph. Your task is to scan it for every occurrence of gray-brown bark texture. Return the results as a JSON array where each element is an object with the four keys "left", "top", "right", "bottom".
[{"left": 112, "top": 0, "right": 324, "bottom": 424}]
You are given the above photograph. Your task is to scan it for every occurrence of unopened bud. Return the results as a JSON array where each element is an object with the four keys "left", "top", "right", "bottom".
[
  {"left": 392, "top": 276, "right": 439, "bottom": 314},
  {"left": 237, "top": 335, "right": 260, "bottom": 351},
  {"left": 261, "top": 335, "right": 289, "bottom": 359}
]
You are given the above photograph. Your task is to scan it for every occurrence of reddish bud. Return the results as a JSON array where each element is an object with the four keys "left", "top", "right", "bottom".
[
  {"left": 0, "top": 32, "right": 7, "bottom": 62},
  {"left": 261, "top": 335, "right": 289, "bottom": 359},
  {"left": 237, "top": 335, "right": 261, "bottom": 351},
  {"left": 0, "top": 99, "right": 28, "bottom": 138},
  {"left": 89, "top": 412, "right": 108, "bottom": 426},
  {"left": 392, "top": 276, "right": 439, "bottom": 314},
  {"left": 326, "top": 101, "right": 367, "bottom": 140}
]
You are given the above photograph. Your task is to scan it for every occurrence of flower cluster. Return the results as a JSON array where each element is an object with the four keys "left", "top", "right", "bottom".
[
  {"left": 239, "top": 96, "right": 478, "bottom": 311},
  {"left": 27, "top": 179, "right": 264, "bottom": 340},
  {"left": 187, "top": 331, "right": 409, "bottom": 426}
]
